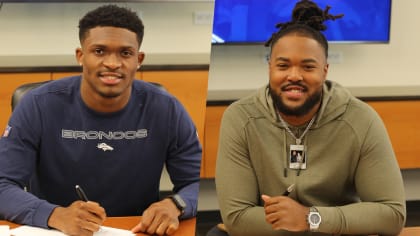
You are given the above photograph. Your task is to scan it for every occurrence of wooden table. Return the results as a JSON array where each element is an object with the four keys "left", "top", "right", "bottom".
[
  {"left": 0, "top": 216, "right": 196, "bottom": 236},
  {"left": 398, "top": 226, "right": 420, "bottom": 236},
  {"left": 1, "top": 218, "right": 417, "bottom": 235}
]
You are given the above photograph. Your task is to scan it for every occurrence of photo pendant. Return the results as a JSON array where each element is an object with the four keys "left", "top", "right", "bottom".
[{"left": 289, "top": 144, "right": 306, "bottom": 170}]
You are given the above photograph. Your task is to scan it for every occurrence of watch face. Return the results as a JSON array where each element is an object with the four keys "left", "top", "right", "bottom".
[{"left": 310, "top": 213, "right": 321, "bottom": 224}]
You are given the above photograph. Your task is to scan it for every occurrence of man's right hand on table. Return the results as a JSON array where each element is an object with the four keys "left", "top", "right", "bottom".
[{"left": 48, "top": 201, "right": 106, "bottom": 236}]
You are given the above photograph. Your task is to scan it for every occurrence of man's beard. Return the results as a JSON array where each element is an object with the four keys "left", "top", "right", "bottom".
[{"left": 269, "top": 86, "right": 322, "bottom": 117}]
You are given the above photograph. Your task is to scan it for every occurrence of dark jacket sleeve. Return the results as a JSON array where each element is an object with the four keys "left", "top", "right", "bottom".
[
  {"left": 0, "top": 92, "right": 57, "bottom": 228},
  {"left": 165, "top": 98, "right": 202, "bottom": 219}
]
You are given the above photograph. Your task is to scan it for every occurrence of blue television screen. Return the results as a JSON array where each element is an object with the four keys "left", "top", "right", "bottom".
[{"left": 212, "top": 0, "right": 392, "bottom": 44}]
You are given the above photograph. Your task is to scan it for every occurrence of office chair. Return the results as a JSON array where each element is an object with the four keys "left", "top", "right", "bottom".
[
  {"left": 11, "top": 81, "right": 51, "bottom": 111},
  {"left": 206, "top": 223, "right": 229, "bottom": 236}
]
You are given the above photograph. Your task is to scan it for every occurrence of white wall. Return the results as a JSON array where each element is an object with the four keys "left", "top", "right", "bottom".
[
  {"left": 208, "top": 0, "right": 420, "bottom": 99},
  {"left": 0, "top": 1, "right": 214, "bottom": 66}
]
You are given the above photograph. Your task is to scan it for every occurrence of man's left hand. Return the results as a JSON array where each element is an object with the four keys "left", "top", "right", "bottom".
[
  {"left": 261, "top": 194, "right": 310, "bottom": 232},
  {"left": 131, "top": 198, "right": 180, "bottom": 235}
]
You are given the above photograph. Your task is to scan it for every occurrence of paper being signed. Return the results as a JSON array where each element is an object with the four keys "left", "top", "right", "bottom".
[
  {"left": 10, "top": 225, "right": 135, "bottom": 236},
  {"left": 0, "top": 225, "right": 10, "bottom": 236}
]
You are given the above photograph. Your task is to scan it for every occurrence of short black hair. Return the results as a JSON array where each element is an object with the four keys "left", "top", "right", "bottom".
[
  {"left": 265, "top": 0, "right": 343, "bottom": 58},
  {"left": 78, "top": 5, "right": 144, "bottom": 47}
]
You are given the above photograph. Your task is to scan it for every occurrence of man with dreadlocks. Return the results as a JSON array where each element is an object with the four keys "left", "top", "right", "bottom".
[
  {"left": 215, "top": 0, "right": 405, "bottom": 235},
  {"left": 0, "top": 5, "right": 201, "bottom": 236}
]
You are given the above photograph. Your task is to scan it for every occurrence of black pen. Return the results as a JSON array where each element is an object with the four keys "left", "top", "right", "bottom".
[
  {"left": 75, "top": 185, "right": 89, "bottom": 201},
  {"left": 282, "top": 184, "right": 295, "bottom": 196},
  {"left": 75, "top": 185, "right": 104, "bottom": 232}
]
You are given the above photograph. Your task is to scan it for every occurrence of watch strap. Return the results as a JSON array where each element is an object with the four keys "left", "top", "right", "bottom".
[{"left": 167, "top": 194, "right": 186, "bottom": 217}]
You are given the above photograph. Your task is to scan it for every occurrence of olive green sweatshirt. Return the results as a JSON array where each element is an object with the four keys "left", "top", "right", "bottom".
[{"left": 216, "top": 81, "right": 406, "bottom": 236}]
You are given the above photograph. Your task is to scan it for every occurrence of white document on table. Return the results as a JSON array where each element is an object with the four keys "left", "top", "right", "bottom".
[
  {"left": 10, "top": 225, "right": 135, "bottom": 236},
  {"left": 0, "top": 225, "right": 10, "bottom": 236}
]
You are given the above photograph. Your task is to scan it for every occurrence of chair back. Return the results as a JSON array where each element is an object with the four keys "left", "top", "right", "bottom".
[{"left": 11, "top": 81, "right": 51, "bottom": 111}]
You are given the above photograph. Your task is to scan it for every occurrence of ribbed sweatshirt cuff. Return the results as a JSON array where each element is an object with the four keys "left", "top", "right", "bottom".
[{"left": 32, "top": 201, "right": 58, "bottom": 228}]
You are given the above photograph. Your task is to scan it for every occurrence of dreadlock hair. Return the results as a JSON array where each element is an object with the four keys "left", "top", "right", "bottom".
[
  {"left": 78, "top": 5, "right": 144, "bottom": 47},
  {"left": 265, "top": 0, "right": 343, "bottom": 58}
]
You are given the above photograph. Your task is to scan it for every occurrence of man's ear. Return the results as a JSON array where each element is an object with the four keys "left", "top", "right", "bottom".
[
  {"left": 137, "top": 52, "right": 145, "bottom": 69},
  {"left": 323, "top": 63, "right": 329, "bottom": 80},
  {"left": 75, "top": 47, "right": 83, "bottom": 66}
]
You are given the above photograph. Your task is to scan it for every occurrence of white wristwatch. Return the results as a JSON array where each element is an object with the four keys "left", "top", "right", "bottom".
[{"left": 307, "top": 207, "right": 321, "bottom": 231}]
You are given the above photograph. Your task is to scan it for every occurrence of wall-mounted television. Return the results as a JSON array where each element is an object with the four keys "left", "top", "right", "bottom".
[{"left": 212, "top": 0, "right": 392, "bottom": 44}]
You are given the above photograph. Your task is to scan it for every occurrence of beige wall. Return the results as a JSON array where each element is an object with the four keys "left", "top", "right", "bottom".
[
  {"left": 2, "top": 0, "right": 418, "bottom": 97},
  {"left": 0, "top": 1, "right": 214, "bottom": 66}
]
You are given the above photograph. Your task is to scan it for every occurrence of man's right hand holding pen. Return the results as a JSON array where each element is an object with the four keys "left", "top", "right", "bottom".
[
  {"left": 261, "top": 184, "right": 311, "bottom": 232},
  {"left": 47, "top": 185, "right": 106, "bottom": 236}
]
